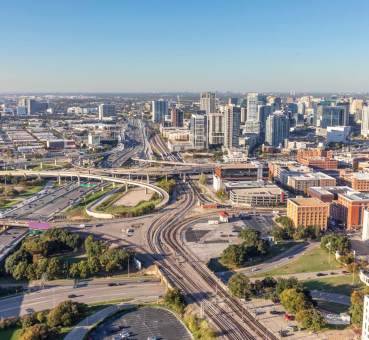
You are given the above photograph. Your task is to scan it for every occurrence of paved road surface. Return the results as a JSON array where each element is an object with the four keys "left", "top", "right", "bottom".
[{"left": 0, "top": 279, "right": 164, "bottom": 318}]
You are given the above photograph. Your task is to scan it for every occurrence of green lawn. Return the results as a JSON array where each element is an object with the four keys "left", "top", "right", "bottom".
[
  {"left": 19, "top": 185, "right": 43, "bottom": 197},
  {"left": 0, "top": 198, "right": 22, "bottom": 209},
  {"left": 253, "top": 246, "right": 341, "bottom": 277},
  {"left": 0, "top": 327, "right": 22, "bottom": 340},
  {"left": 303, "top": 274, "right": 363, "bottom": 296}
]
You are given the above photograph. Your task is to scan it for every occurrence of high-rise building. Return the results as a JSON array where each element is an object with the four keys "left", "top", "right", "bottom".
[
  {"left": 17, "top": 97, "right": 47, "bottom": 115},
  {"left": 246, "top": 92, "right": 259, "bottom": 122},
  {"left": 316, "top": 106, "right": 345, "bottom": 128},
  {"left": 200, "top": 92, "right": 216, "bottom": 114},
  {"left": 362, "top": 106, "right": 369, "bottom": 137},
  {"left": 208, "top": 112, "right": 224, "bottom": 146},
  {"left": 171, "top": 107, "right": 184, "bottom": 127},
  {"left": 224, "top": 105, "right": 241, "bottom": 148},
  {"left": 240, "top": 107, "right": 247, "bottom": 124},
  {"left": 351, "top": 98, "right": 364, "bottom": 122},
  {"left": 152, "top": 99, "right": 168, "bottom": 124},
  {"left": 228, "top": 97, "right": 238, "bottom": 106},
  {"left": 257, "top": 105, "right": 272, "bottom": 139},
  {"left": 98, "top": 104, "right": 116, "bottom": 120},
  {"left": 190, "top": 112, "right": 207, "bottom": 150},
  {"left": 265, "top": 112, "right": 289, "bottom": 147}
]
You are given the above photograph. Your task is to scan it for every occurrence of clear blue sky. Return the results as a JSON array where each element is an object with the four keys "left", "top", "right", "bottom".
[{"left": 1, "top": 0, "right": 369, "bottom": 93}]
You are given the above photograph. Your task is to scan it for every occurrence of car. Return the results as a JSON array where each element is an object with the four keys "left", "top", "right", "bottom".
[
  {"left": 108, "top": 282, "right": 118, "bottom": 286},
  {"left": 284, "top": 313, "right": 295, "bottom": 321},
  {"left": 316, "top": 272, "right": 326, "bottom": 277},
  {"left": 147, "top": 337, "right": 159, "bottom": 340},
  {"left": 68, "top": 294, "right": 77, "bottom": 298}
]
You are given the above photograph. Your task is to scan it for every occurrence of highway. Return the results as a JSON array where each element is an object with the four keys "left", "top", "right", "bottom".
[
  {"left": 145, "top": 180, "right": 278, "bottom": 340},
  {"left": 0, "top": 279, "right": 164, "bottom": 318}
]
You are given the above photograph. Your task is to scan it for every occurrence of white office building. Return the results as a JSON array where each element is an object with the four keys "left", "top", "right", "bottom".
[
  {"left": 265, "top": 112, "right": 290, "bottom": 147},
  {"left": 246, "top": 92, "right": 259, "bottom": 122},
  {"left": 190, "top": 112, "right": 207, "bottom": 150}
]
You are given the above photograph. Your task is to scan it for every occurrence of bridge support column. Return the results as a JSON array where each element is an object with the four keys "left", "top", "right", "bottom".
[
  {"left": 24, "top": 164, "right": 27, "bottom": 170},
  {"left": 58, "top": 176, "right": 61, "bottom": 185},
  {"left": 54, "top": 159, "right": 57, "bottom": 166},
  {"left": 125, "top": 183, "right": 128, "bottom": 192},
  {"left": 165, "top": 174, "right": 168, "bottom": 181},
  {"left": 113, "top": 182, "right": 116, "bottom": 188},
  {"left": 146, "top": 174, "right": 149, "bottom": 184},
  {"left": 128, "top": 174, "right": 131, "bottom": 181},
  {"left": 40, "top": 162, "right": 43, "bottom": 170},
  {"left": 77, "top": 176, "right": 80, "bottom": 185}
]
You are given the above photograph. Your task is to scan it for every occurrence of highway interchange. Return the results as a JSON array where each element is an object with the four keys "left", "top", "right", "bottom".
[{"left": 0, "top": 123, "right": 294, "bottom": 340}]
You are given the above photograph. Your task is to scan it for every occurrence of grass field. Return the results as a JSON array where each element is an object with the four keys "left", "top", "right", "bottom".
[
  {"left": 253, "top": 246, "right": 341, "bottom": 277},
  {"left": 303, "top": 274, "right": 363, "bottom": 296},
  {"left": 0, "top": 327, "right": 22, "bottom": 340}
]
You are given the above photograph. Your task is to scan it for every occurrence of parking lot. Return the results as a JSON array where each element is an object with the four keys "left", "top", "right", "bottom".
[
  {"left": 89, "top": 307, "right": 192, "bottom": 340},
  {"left": 185, "top": 213, "right": 276, "bottom": 262}
]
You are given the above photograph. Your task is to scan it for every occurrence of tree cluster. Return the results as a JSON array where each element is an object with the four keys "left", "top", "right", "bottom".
[
  {"left": 0, "top": 300, "right": 87, "bottom": 340},
  {"left": 5, "top": 229, "right": 81, "bottom": 281},
  {"left": 321, "top": 234, "right": 351, "bottom": 256},
  {"left": 228, "top": 274, "right": 325, "bottom": 331},
  {"left": 156, "top": 178, "right": 176, "bottom": 194},
  {"left": 220, "top": 229, "right": 268, "bottom": 268},
  {"left": 349, "top": 287, "right": 369, "bottom": 327},
  {"left": 184, "top": 313, "right": 216, "bottom": 340},
  {"left": 272, "top": 224, "right": 321, "bottom": 242},
  {"left": 69, "top": 235, "right": 130, "bottom": 279}
]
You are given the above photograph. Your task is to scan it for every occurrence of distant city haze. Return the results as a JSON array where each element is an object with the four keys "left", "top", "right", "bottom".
[{"left": 1, "top": 0, "right": 369, "bottom": 93}]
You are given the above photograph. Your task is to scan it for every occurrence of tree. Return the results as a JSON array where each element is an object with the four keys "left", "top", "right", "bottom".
[
  {"left": 164, "top": 288, "right": 186, "bottom": 314},
  {"left": 350, "top": 290, "right": 365, "bottom": 326},
  {"left": 219, "top": 244, "right": 245, "bottom": 268},
  {"left": 275, "top": 216, "right": 294, "bottom": 228},
  {"left": 20, "top": 323, "right": 57, "bottom": 340},
  {"left": 279, "top": 288, "right": 311, "bottom": 314},
  {"left": 21, "top": 313, "right": 37, "bottom": 328},
  {"left": 296, "top": 308, "right": 325, "bottom": 331},
  {"left": 228, "top": 273, "right": 251, "bottom": 299},
  {"left": 240, "top": 229, "right": 268, "bottom": 254},
  {"left": 47, "top": 300, "right": 87, "bottom": 327},
  {"left": 321, "top": 234, "right": 351, "bottom": 255},
  {"left": 46, "top": 257, "right": 63, "bottom": 279}
]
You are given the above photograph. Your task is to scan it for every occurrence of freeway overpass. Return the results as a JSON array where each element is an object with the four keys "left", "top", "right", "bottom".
[{"left": 0, "top": 170, "right": 170, "bottom": 208}]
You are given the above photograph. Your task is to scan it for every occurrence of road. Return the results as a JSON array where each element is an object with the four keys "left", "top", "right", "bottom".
[
  {"left": 0, "top": 279, "right": 164, "bottom": 318},
  {"left": 144, "top": 181, "right": 278, "bottom": 340}
]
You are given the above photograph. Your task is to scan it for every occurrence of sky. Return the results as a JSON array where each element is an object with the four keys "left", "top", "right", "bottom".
[{"left": 1, "top": 0, "right": 369, "bottom": 93}]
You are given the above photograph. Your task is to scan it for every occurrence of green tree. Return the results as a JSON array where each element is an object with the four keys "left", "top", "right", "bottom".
[
  {"left": 228, "top": 273, "right": 251, "bottom": 299},
  {"left": 275, "top": 216, "right": 294, "bottom": 228},
  {"left": 279, "top": 288, "right": 311, "bottom": 314},
  {"left": 47, "top": 300, "right": 87, "bottom": 328},
  {"left": 21, "top": 313, "right": 37, "bottom": 329},
  {"left": 219, "top": 244, "right": 245, "bottom": 268},
  {"left": 46, "top": 257, "right": 63, "bottom": 279},
  {"left": 164, "top": 288, "right": 186, "bottom": 314},
  {"left": 321, "top": 234, "right": 351, "bottom": 255},
  {"left": 296, "top": 308, "right": 325, "bottom": 331}
]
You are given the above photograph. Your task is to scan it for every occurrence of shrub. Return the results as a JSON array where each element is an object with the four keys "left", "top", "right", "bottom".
[{"left": 47, "top": 300, "right": 87, "bottom": 328}]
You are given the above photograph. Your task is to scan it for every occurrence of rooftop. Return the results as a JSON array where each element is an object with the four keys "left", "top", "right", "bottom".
[
  {"left": 308, "top": 186, "right": 353, "bottom": 196},
  {"left": 339, "top": 191, "right": 369, "bottom": 201},
  {"left": 288, "top": 197, "right": 327, "bottom": 206},
  {"left": 352, "top": 172, "right": 369, "bottom": 180}
]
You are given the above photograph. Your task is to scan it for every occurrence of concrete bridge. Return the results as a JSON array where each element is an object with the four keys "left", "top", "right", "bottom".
[{"left": 0, "top": 170, "right": 170, "bottom": 209}]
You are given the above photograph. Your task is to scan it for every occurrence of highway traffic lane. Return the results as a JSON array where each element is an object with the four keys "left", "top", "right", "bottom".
[{"left": 0, "top": 281, "right": 164, "bottom": 318}]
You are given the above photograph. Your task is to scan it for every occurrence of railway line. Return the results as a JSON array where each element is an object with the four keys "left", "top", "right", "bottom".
[{"left": 145, "top": 180, "right": 278, "bottom": 340}]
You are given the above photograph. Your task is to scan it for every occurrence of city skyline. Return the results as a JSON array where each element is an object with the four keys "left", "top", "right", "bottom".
[{"left": 1, "top": 0, "right": 369, "bottom": 93}]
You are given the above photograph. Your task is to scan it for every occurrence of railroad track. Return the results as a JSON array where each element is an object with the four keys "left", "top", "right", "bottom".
[{"left": 145, "top": 180, "right": 278, "bottom": 340}]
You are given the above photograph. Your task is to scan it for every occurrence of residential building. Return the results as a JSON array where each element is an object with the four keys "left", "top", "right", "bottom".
[
  {"left": 352, "top": 173, "right": 369, "bottom": 192},
  {"left": 190, "top": 112, "right": 207, "bottom": 150},
  {"left": 224, "top": 105, "right": 241, "bottom": 148},
  {"left": 265, "top": 112, "right": 289, "bottom": 147},
  {"left": 208, "top": 112, "right": 224, "bottom": 146},
  {"left": 362, "top": 209, "right": 369, "bottom": 242},
  {"left": 200, "top": 92, "right": 216, "bottom": 114},
  {"left": 296, "top": 148, "right": 338, "bottom": 170},
  {"left": 98, "top": 104, "right": 116, "bottom": 120},
  {"left": 171, "top": 107, "right": 184, "bottom": 127},
  {"left": 152, "top": 99, "right": 168, "bottom": 124},
  {"left": 287, "top": 197, "right": 329, "bottom": 229},
  {"left": 246, "top": 92, "right": 259, "bottom": 122},
  {"left": 362, "top": 106, "right": 369, "bottom": 137},
  {"left": 287, "top": 172, "right": 336, "bottom": 194}
]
